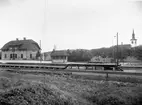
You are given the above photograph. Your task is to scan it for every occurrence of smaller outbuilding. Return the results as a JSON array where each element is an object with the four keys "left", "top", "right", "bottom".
[
  {"left": 50, "top": 50, "right": 69, "bottom": 63},
  {"left": 90, "top": 56, "right": 113, "bottom": 63}
]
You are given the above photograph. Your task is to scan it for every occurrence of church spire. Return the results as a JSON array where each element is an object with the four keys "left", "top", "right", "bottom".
[
  {"left": 132, "top": 29, "right": 135, "bottom": 39},
  {"left": 130, "top": 29, "right": 137, "bottom": 47}
]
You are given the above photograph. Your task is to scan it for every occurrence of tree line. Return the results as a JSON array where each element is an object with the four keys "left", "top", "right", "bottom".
[{"left": 67, "top": 45, "right": 142, "bottom": 62}]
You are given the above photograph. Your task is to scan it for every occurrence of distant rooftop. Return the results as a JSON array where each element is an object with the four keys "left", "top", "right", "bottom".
[
  {"left": 51, "top": 50, "right": 69, "bottom": 57},
  {"left": 1, "top": 38, "right": 41, "bottom": 51}
]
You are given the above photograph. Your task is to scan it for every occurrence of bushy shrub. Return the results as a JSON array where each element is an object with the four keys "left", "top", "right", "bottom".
[
  {"left": 0, "top": 83, "right": 81, "bottom": 105},
  {"left": 84, "top": 86, "right": 142, "bottom": 105},
  {"left": 0, "top": 77, "right": 12, "bottom": 89},
  {"left": 13, "top": 79, "right": 32, "bottom": 87},
  {"left": 98, "top": 94, "right": 126, "bottom": 105}
]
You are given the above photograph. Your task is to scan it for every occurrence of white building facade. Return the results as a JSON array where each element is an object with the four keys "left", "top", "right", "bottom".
[{"left": 1, "top": 38, "right": 41, "bottom": 60}]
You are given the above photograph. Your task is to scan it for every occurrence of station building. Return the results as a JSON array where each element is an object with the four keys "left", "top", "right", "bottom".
[
  {"left": 51, "top": 50, "right": 69, "bottom": 63},
  {"left": 1, "top": 38, "right": 41, "bottom": 60}
]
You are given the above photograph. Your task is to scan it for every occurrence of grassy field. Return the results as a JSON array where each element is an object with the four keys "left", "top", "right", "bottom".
[
  {"left": 0, "top": 70, "right": 142, "bottom": 105},
  {"left": 5, "top": 69, "right": 142, "bottom": 83}
]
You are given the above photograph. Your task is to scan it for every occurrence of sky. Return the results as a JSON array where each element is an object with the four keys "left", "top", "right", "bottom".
[{"left": 0, "top": 0, "right": 142, "bottom": 52}]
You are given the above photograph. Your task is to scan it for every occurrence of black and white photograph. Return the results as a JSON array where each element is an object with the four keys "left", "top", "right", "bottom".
[{"left": 0, "top": 0, "right": 142, "bottom": 105}]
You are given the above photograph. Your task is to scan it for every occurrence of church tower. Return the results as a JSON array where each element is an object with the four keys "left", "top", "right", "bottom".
[{"left": 130, "top": 29, "right": 137, "bottom": 47}]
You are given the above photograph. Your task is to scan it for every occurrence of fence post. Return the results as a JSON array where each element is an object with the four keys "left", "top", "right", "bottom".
[{"left": 106, "top": 72, "right": 109, "bottom": 81}]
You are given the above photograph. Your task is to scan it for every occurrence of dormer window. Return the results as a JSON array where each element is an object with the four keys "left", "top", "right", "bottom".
[{"left": 9, "top": 47, "right": 12, "bottom": 50}]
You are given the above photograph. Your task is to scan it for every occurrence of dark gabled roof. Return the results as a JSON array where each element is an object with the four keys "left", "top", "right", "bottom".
[
  {"left": 51, "top": 50, "right": 69, "bottom": 57},
  {"left": 1, "top": 39, "right": 41, "bottom": 51}
]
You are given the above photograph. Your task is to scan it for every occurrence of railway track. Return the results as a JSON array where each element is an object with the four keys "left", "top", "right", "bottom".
[
  {"left": 2, "top": 67, "right": 142, "bottom": 76},
  {"left": 0, "top": 63, "right": 67, "bottom": 70},
  {"left": 0, "top": 61, "right": 122, "bottom": 71}
]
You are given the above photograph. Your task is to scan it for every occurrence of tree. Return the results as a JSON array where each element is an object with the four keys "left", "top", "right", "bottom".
[
  {"left": 68, "top": 49, "right": 92, "bottom": 62},
  {"left": 135, "top": 46, "right": 142, "bottom": 61},
  {"left": 36, "top": 51, "right": 41, "bottom": 60}
]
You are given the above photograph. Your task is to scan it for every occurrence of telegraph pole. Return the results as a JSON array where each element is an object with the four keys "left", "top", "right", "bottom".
[
  {"left": 121, "top": 42, "right": 123, "bottom": 63},
  {"left": 43, "top": 0, "right": 48, "bottom": 35},
  {"left": 116, "top": 32, "right": 119, "bottom": 69},
  {"left": 41, "top": 0, "right": 48, "bottom": 63}
]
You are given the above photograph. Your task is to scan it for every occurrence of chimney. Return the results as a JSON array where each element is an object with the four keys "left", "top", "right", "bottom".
[{"left": 23, "top": 37, "right": 26, "bottom": 40}]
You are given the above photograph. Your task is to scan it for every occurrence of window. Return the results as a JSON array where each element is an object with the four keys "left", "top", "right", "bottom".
[
  {"left": 5, "top": 54, "right": 7, "bottom": 58},
  {"left": 9, "top": 48, "right": 12, "bottom": 50},
  {"left": 10, "top": 54, "right": 12, "bottom": 59},
  {"left": 53, "top": 56, "right": 56, "bottom": 59},
  {"left": 21, "top": 54, "right": 23, "bottom": 58},
  {"left": 30, "top": 54, "right": 32, "bottom": 59},
  {"left": 15, "top": 54, "right": 17, "bottom": 58}
]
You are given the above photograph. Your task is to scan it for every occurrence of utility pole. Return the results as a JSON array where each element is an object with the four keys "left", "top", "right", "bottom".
[
  {"left": 121, "top": 42, "right": 123, "bottom": 63},
  {"left": 43, "top": 0, "right": 48, "bottom": 36},
  {"left": 41, "top": 0, "right": 47, "bottom": 63},
  {"left": 116, "top": 32, "right": 119, "bottom": 69},
  {"left": 112, "top": 37, "right": 115, "bottom": 64}
]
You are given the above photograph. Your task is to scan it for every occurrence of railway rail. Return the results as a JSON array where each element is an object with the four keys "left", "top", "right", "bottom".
[
  {"left": 0, "top": 61, "right": 122, "bottom": 71},
  {"left": 0, "top": 61, "right": 142, "bottom": 76}
]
